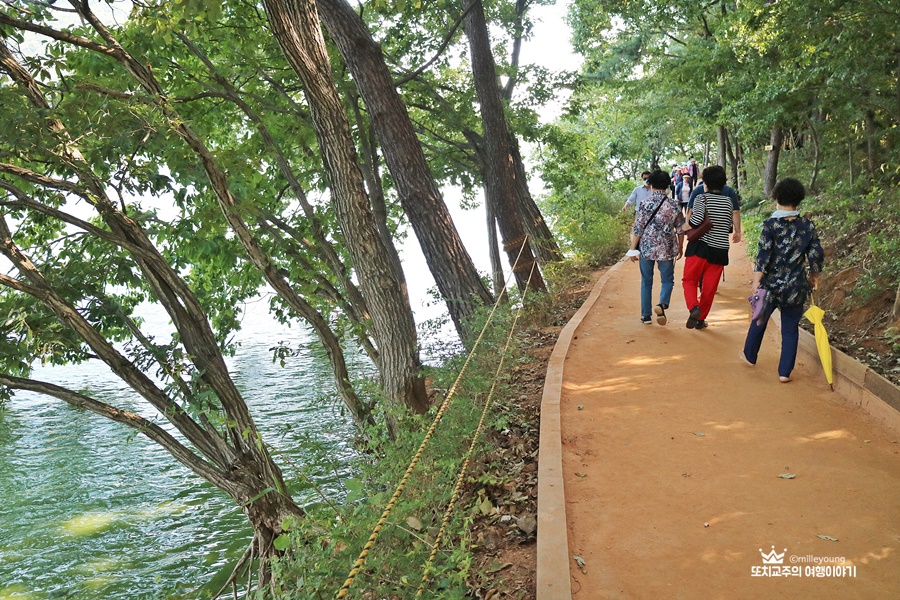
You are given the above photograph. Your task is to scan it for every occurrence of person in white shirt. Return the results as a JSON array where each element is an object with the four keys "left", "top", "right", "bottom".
[{"left": 621, "top": 171, "right": 653, "bottom": 212}]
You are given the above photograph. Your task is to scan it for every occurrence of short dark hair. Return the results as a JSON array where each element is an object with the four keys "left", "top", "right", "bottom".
[
  {"left": 641, "top": 170, "right": 652, "bottom": 178},
  {"left": 772, "top": 178, "right": 805, "bottom": 207},
  {"left": 701, "top": 165, "right": 726, "bottom": 191},
  {"left": 647, "top": 170, "right": 671, "bottom": 190}
]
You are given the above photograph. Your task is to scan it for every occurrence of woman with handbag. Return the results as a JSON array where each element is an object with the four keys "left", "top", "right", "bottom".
[
  {"left": 680, "top": 165, "right": 742, "bottom": 329},
  {"left": 628, "top": 170, "right": 685, "bottom": 325},
  {"left": 739, "top": 178, "right": 824, "bottom": 382}
]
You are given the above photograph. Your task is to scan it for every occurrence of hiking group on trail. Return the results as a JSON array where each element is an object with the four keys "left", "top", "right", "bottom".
[{"left": 626, "top": 165, "right": 824, "bottom": 384}]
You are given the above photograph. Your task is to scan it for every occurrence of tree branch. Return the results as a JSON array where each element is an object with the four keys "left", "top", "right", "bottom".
[
  {"left": 392, "top": 3, "right": 476, "bottom": 86},
  {"left": 0, "top": 373, "right": 228, "bottom": 486}
]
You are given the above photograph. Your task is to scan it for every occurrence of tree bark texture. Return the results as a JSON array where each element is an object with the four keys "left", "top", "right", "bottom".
[
  {"left": 317, "top": 0, "right": 494, "bottom": 339},
  {"left": 485, "top": 195, "right": 506, "bottom": 300},
  {"left": 264, "top": 0, "right": 428, "bottom": 413},
  {"left": 179, "top": 34, "right": 377, "bottom": 430},
  {"left": 725, "top": 129, "right": 739, "bottom": 191},
  {"left": 716, "top": 125, "right": 727, "bottom": 169},
  {"left": 764, "top": 125, "right": 783, "bottom": 198},
  {"left": 865, "top": 109, "right": 878, "bottom": 178},
  {"left": 509, "top": 134, "right": 563, "bottom": 263},
  {"left": 462, "top": 0, "right": 545, "bottom": 293}
]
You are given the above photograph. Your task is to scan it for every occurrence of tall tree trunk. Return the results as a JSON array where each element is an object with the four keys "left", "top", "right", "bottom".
[
  {"left": 764, "top": 125, "right": 784, "bottom": 198},
  {"left": 500, "top": 0, "right": 562, "bottom": 266},
  {"left": 264, "top": 0, "right": 428, "bottom": 414},
  {"left": 807, "top": 114, "right": 822, "bottom": 191},
  {"left": 725, "top": 129, "right": 739, "bottom": 191},
  {"left": 317, "top": 0, "right": 494, "bottom": 339},
  {"left": 462, "top": 0, "right": 545, "bottom": 293},
  {"left": 716, "top": 125, "right": 727, "bottom": 169},
  {"left": 848, "top": 138, "right": 855, "bottom": 187},
  {"left": 703, "top": 140, "right": 711, "bottom": 168},
  {"left": 509, "top": 135, "right": 564, "bottom": 263},
  {"left": 485, "top": 193, "right": 506, "bottom": 299},
  {"left": 865, "top": 109, "right": 878, "bottom": 178},
  {"left": 347, "top": 86, "right": 405, "bottom": 280},
  {"left": 175, "top": 34, "right": 376, "bottom": 424},
  {"left": 736, "top": 138, "right": 747, "bottom": 193}
]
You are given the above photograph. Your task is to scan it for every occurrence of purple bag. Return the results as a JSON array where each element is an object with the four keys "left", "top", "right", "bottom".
[{"left": 748, "top": 288, "right": 767, "bottom": 325}]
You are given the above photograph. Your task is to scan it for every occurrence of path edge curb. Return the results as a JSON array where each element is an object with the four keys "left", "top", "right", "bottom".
[
  {"left": 536, "top": 259, "right": 626, "bottom": 599},
  {"left": 796, "top": 325, "right": 900, "bottom": 435}
]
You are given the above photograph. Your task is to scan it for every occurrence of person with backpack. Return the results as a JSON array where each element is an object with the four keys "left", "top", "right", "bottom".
[{"left": 628, "top": 170, "right": 686, "bottom": 325}]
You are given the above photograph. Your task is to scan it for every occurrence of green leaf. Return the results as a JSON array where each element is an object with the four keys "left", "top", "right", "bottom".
[{"left": 273, "top": 534, "right": 291, "bottom": 551}]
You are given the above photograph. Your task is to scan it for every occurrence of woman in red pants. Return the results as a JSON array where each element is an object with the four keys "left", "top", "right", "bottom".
[{"left": 681, "top": 165, "right": 742, "bottom": 329}]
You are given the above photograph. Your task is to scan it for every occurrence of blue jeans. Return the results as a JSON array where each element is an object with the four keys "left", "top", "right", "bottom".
[
  {"left": 639, "top": 258, "right": 675, "bottom": 318},
  {"left": 742, "top": 302, "right": 804, "bottom": 378}
]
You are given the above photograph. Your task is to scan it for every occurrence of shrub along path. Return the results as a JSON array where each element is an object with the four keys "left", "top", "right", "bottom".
[{"left": 556, "top": 243, "right": 900, "bottom": 599}]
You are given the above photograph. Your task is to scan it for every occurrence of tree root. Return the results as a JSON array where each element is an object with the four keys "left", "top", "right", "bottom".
[{"left": 213, "top": 536, "right": 256, "bottom": 600}]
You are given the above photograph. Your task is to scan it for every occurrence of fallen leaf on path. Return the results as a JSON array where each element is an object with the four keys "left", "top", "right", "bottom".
[
  {"left": 516, "top": 514, "right": 537, "bottom": 534},
  {"left": 486, "top": 561, "right": 513, "bottom": 574},
  {"left": 578, "top": 405, "right": 584, "bottom": 410},
  {"left": 779, "top": 474, "right": 796, "bottom": 479},
  {"left": 817, "top": 535, "right": 839, "bottom": 542},
  {"left": 693, "top": 432, "right": 705, "bottom": 437},
  {"left": 574, "top": 472, "right": 587, "bottom": 478},
  {"left": 406, "top": 516, "right": 423, "bottom": 531},
  {"left": 478, "top": 497, "right": 493, "bottom": 515},
  {"left": 573, "top": 555, "right": 586, "bottom": 568}
]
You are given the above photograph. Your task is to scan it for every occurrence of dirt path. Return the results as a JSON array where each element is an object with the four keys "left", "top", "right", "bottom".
[{"left": 559, "top": 244, "right": 900, "bottom": 599}]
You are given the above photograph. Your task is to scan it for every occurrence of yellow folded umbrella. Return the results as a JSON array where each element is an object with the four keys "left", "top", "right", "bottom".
[{"left": 803, "top": 300, "right": 834, "bottom": 390}]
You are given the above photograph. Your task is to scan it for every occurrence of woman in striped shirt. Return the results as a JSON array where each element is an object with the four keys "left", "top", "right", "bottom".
[{"left": 681, "top": 166, "right": 742, "bottom": 329}]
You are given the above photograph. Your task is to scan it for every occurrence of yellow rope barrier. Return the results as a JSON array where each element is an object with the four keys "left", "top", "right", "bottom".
[
  {"left": 414, "top": 259, "right": 537, "bottom": 598},
  {"left": 335, "top": 239, "right": 531, "bottom": 599}
]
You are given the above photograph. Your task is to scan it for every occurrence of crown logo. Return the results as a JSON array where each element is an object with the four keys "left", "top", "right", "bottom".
[{"left": 759, "top": 546, "right": 787, "bottom": 564}]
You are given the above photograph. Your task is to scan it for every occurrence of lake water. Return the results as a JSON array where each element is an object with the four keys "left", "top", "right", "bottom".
[{"left": 0, "top": 297, "right": 368, "bottom": 599}]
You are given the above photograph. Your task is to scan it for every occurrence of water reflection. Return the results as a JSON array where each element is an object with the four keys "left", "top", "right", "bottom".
[{"left": 0, "top": 304, "right": 362, "bottom": 599}]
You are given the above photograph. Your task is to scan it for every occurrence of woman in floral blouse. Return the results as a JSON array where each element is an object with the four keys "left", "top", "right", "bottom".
[
  {"left": 740, "top": 178, "right": 824, "bottom": 382},
  {"left": 629, "top": 170, "right": 686, "bottom": 325}
]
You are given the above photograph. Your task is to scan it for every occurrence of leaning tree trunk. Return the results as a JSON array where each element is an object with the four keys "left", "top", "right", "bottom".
[
  {"left": 318, "top": 0, "right": 494, "bottom": 340},
  {"left": 485, "top": 193, "right": 507, "bottom": 300},
  {"left": 67, "top": 13, "right": 381, "bottom": 430},
  {"left": 725, "top": 129, "right": 739, "bottom": 191},
  {"left": 264, "top": 0, "right": 428, "bottom": 414},
  {"left": 0, "top": 38, "right": 304, "bottom": 590},
  {"left": 462, "top": 0, "right": 545, "bottom": 293},
  {"left": 764, "top": 125, "right": 784, "bottom": 198},
  {"left": 807, "top": 113, "right": 822, "bottom": 191},
  {"left": 865, "top": 109, "right": 878, "bottom": 179},
  {"left": 509, "top": 134, "right": 563, "bottom": 264},
  {"left": 716, "top": 125, "right": 728, "bottom": 169}
]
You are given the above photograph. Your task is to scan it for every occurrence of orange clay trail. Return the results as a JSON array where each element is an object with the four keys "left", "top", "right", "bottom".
[{"left": 559, "top": 242, "right": 900, "bottom": 600}]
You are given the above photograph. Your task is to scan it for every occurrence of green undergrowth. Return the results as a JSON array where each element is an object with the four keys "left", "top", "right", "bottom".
[
  {"left": 267, "top": 291, "right": 545, "bottom": 599},
  {"left": 538, "top": 180, "right": 631, "bottom": 268},
  {"left": 742, "top": 177, "right": 899, "bottom": 308}
]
